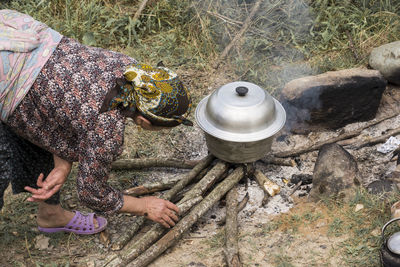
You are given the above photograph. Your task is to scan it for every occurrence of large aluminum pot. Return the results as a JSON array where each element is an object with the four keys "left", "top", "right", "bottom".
[{"left": 195, "top": 81, "right": 286, "bottom": 163}]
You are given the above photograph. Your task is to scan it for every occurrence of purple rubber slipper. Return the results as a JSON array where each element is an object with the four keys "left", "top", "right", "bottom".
[{"left": 38, "top": 211, "right": 107, "bottom": 235}]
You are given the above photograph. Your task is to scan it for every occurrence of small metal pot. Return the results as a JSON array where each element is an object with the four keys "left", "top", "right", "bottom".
[
  {"left": 195, "top": 81, "right": 286, "bottom": 163},
  {"left": 381, "top": 217, "right": 400, "bottom": 266}
]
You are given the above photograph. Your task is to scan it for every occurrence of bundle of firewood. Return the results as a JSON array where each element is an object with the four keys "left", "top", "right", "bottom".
[{"left": 103, "top": 154, "right": 281, "bottom": 267}]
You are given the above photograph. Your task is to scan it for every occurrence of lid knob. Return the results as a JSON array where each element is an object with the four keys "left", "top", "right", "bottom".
[{"left": 235, "top": 86, "right": 248, "bottom": 96}]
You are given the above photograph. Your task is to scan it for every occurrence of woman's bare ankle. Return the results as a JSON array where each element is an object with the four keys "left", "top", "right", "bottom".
[{"left": 37, "top": 203, "right": 74, "bottom": 228}]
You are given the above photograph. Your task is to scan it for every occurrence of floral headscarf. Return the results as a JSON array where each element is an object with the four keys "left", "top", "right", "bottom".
[{"left": 108, "top": 63, "right": 193, "bottom": 127}]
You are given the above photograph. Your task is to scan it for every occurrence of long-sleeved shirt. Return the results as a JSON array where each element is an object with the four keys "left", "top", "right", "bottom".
[
  {"left": 0, "top": 9, "right": 62, "bottom": 121},
  {"left": 6, "top": 36, "right": 136, "bottom": 214}
]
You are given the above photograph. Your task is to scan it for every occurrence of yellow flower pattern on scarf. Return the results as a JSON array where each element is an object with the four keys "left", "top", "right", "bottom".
[{"left": 109, "top": 63, "right": 192, "bottom": 126}]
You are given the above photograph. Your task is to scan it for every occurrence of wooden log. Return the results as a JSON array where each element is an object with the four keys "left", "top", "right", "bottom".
[
  {"left": 224, "top": 186, "right": 242, "bottom": 267},
  {"left": 105, "top": 197, "right": 203, "bottom": 267},
  {"left": 111, "top": 217, "right": 146, "bottom": 251},
  {"left": 127, "top": 166, "right": 245, "bottom": 267},
  {"left": 254, "top": 169, "right": 280, "bottom": 197},
  {"left": 217, "top": 192, "right": 249, "bottom": 226},
  {"left": 123, "top": 178, "right": 181, "bottom": 196},
  {"left": 111, "top": 158, "right": 199, "bottom": 170},
  {"left": 179, "top": 160, "right": 229, "bottom": 203},
  {"left": 274, "top": 113, "right": 399, "bottom": 158},
  {"left": 111, "top": 162, "right": 227, "bottom": 265},
  {"left": 110, "top": 154, "right": 214, "bottom": 251},
  {"left": 259, "top": 157, "right": 296, "bottom": 167}
]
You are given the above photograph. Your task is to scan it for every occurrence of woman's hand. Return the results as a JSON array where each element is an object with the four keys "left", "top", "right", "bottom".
[
  {"left": 142, "top": 196, "right": 180, "bottom": 228},
  {"left": 121, "top": 195, "right": 180, "bottom": 228},
  {"left": 25, "top": 155, "right": 72, "bottom": 202}
]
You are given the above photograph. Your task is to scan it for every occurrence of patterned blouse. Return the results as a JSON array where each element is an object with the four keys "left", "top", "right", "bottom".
[{"left": 6, "top": 37, "right": 137, "bottom": 215}]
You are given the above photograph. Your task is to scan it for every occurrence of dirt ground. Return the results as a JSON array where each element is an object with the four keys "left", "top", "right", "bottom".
[{"left": 1, "top": 69, "right": 400, "bottom": 267}]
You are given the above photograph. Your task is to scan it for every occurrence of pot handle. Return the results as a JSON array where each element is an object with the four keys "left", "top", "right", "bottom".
[{"left": 382, "top": 217, "right": 400, "bottom": 240}]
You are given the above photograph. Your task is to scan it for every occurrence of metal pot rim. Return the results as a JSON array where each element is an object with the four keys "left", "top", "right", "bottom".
[{"left": 195, "top": 95, "right": 286, "bottom": 142}]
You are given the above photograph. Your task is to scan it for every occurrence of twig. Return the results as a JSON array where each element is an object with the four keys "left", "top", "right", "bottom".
[
  {"left": 275, "top": 113, "right": 399, "bottom": 158},
  {"left": 133, "top": 0, "right": 151, "bottom": 21},
  {"left": 224, "top": 186, "right": 242, "bottom": 267},
  {"left": 111, "top": 158, "right": 199, "bottom": 170},
  {"left": 206, "top": 11, "right": 244, "bottom": 26},
  {"left": 345, "top": 30, "right": 359, "bottom": 61},
  {"left": 349, "top": 127, "right": 400, "bottom": 149},
  {"left": 110, "top": 155, "right": 214, "bottom": 251},
  {"left": 25, "top": 233, "right": 34, "bottom": 264},
  {"left": 289, "top": 181, "right": 303, "bottom": 196},
  {"left": 213, "top": 0, "right": 263, "bottom": 68},
  {"left": 127, "top": 166, "right": 245, "bottom": 267}
]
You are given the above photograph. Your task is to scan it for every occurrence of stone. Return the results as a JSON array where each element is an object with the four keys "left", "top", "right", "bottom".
[
  {"left": 369, "top": 41, "right": 400, "bottom": 85},
  {"left": 280, "top": 68, "right": 386, "bottom": 130},
  {"left": 309, "top": 143, "right": 361, "bottom": 201},
  {"left": 366, "top": 179, "right": 395, "bottom": 195}
]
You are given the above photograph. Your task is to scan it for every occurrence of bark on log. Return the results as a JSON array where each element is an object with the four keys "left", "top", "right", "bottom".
[
  {"left": 123, "top": 178, "right": 181, "bottom": 196},
  {"left": 224, "top": 186, "right": 242, "bottom": 267},
  {"left": 217, "top": 192, "right": 249, "bottom": 226},
  {"left": 111, "top": 217, "right": 146, "bottom": 251},
  {"left": 111, "top": 162, "right": 227, "bottom": 265},
  {"left": 274, "top": 114, "right": 398, "bottom": 158},
  {"left": 127, "top": 166, "right": 245, "bottom": 267},
  {"left": 259, "top": 157, "right": 296, "bottom": 167},
  {"left": 179, "top": 160, "right": 229, "bottom": 203},
  {"left": 111, "top": 158, "right": 199, "bottom": 170},
  {"left": 110, "top": 155, "right": 214, "bottom": 251},
  {"left": 105, "top": 197, "right": 203, "bottom": 267}
]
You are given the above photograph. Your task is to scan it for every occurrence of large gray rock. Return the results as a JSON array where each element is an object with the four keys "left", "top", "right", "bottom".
[
  {"left": 369, "top": 41, "right": 400, "bottom": 85},
  {"left": 281, "top": 68, "right": 386, "bottom": 130},
  {"left": 309, "top": 143, "right": 361, "bottom": 201}
]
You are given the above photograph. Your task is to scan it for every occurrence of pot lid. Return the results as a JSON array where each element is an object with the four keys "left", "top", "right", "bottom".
[{"left": 195, "top": 81, "right": 286, "bottom": 142}]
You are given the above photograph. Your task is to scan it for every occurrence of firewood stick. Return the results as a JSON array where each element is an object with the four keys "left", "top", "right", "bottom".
[
  {"left": 349, "top": 126, "right": 400, "bottom": 149},
  {"left": 213, "top": 0, "right": 263, "bottom": 68},
  {"left": 217, "top": 192, "right": 249, "bottom": 226},
  {"left": 123, "top": 178, "right": 181, "bottom": 196},
  {"left": 111, "top": 158, "right": 199, "bottom": 170},
  {"left": 254, "top": 169, "right": 280, "bottom": 197},
  {"left": 259, "top": 157, "right": 296, "bottom": 167},
  {"left": 111, "top": 217, "right": 146, "bottom": 251},
  {"left": 110, "top": 162, "right": 227, "bottom": 264},
  {"left": 274, "top": 113, "right": 399, "bottom": 158},
  {"left": 110, "top": 154, "right": 214, "bottom": 251},
  {"left": 105, "top": 196, "right": 203, "bottom": 267},
  {"left": 127, "top": 166, "right": 245, "bottom": 267},
  {"left": 179, "top": 161, "right": 229, "bottom": 203},
  {"left": 224, "top": 185, "right": 242, "bottom": 267}
]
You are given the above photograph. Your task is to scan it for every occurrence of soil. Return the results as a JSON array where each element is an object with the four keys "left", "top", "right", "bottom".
[{"left": 1, "top": 68, "right": 400, "bottom": 267}]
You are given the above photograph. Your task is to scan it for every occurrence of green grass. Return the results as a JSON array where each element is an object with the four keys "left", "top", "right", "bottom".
[{"left": 2, "top": 0, "right": 399, "bottom": 95}]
